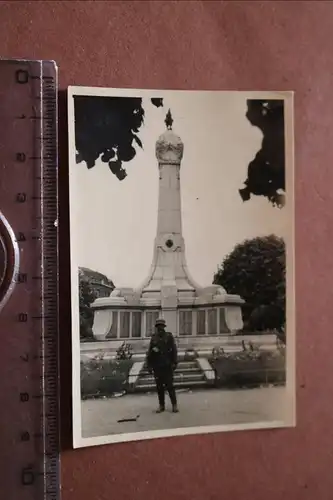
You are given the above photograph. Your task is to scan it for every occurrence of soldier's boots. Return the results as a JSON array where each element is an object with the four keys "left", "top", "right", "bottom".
[{"left": 156, "top": 405, "right": 179, "bottom": 413}]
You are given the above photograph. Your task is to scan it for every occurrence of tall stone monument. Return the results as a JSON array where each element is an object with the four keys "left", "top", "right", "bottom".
[{"left": 92, "top": 111, "right": 244, "bottom": 348}]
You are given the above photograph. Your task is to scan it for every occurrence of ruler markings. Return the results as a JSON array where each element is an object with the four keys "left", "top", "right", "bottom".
[{"left": 0, "top": 60, "right": 60, "bottom": 499}]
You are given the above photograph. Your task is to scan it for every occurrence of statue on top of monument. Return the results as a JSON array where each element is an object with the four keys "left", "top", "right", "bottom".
[{"left": 165, "top": 109, "right": 174, "bottom": 130}]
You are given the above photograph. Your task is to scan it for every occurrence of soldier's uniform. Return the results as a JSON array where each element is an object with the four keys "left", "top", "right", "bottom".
[{"left": 146, "top": 319, "right": 179, "bottom": 413}]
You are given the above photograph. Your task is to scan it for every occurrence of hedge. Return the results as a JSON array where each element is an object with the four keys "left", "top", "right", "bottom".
[
  {"left": 81, "top": 358, "right": 134, "bottom": 399},
  {"left": 210, "top": 350, "right": 286, "bottom": 388}
]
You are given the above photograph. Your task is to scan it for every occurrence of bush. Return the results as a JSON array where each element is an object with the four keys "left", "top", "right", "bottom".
[
  {"left": 116, "top": 342, "right": 133, "bottom": 360},
  {"left": 184, "top": 348, "right": 199, "bottom": 361},
  {"left": 81, "top": 356, "right": 134, "bottom": 399},
  {"left": 210, "top": 348, "right": 285, "bottom": 388}
]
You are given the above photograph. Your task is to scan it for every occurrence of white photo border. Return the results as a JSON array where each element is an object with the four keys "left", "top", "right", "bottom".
[{"left": 68, "top": 87, "right": 295, "bottom": 448}]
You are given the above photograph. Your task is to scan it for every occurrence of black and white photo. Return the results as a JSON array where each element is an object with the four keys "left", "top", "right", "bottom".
[{"left": 68, "top": 87, "right": 295, "bottom": 448}]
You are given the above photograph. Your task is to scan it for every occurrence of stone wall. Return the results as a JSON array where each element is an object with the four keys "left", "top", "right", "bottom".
[{"left": 80, "top": 334, "right": 279, "bottom": 362}]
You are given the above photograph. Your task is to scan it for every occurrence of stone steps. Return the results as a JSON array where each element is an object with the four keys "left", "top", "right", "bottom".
[
  {"left": 140, "top": 361, "right": 198, "bottom": 375},
  {"left": 140, "top": 368, "right": 200, "bottom": 377},
  {"left": 135, "top": 380, "right": 208, "bottom": 391},
  {"left": 135, "top": 359, "right": 212, "bottom": 392},
  {"left": 137, "top": 372, "right": 205, "bottom": 385}
]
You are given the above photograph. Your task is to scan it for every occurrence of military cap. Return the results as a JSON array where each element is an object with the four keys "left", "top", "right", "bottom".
[{"left": 155, "top": 318, "right": 166, "bottom": 327}]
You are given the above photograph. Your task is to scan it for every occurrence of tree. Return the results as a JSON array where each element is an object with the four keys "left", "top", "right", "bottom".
[
  {"left": 74, "top": 95, "right": 285, "bottom": 205},
  {"left": 239, "top": 100, "right": 285, "bottom": 208},
  {"left": 79, "top": 269, "right": 97, "bottom": 340},
  {"left": 213, "top": 235, "right": 285, "bottom": 332},
  {"left": 74, "top": 96, "right": 163, "bottom": 180}
]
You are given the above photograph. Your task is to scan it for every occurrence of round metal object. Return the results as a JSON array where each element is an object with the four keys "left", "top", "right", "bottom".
[{"left": 0, "top": 212, "right": 19, "bottom": 310}]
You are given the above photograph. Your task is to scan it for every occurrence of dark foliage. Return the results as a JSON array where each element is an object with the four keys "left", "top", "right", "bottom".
[
  {"left": 74, "top": 95, "right": 285, "bottom": 204},
  {"left": 151, "top": 98, "right": 164, "bottom": 108},
  {"left": 214, "top": 235, "right": 285, "bottom": 331},
  {"left": 240, "top": 100, "right": 285, "bottom": 207},
  {"left": 210, "top": 349, "right": 286, "bottom": 388},
  {"left": 116, "top": 342, "right": 133, "bottom": 360},
  {"left": 74, "top": 96, "right": 163, "bottom": 180},
  {"left": 81, "top": 358, "right": 134, "bottom": 399},
  {"left": 184, "top": 349, "right": 199, "bottom": 361},
  {"left": 79, "top": 270, "right": 97, "bottom": 340}
]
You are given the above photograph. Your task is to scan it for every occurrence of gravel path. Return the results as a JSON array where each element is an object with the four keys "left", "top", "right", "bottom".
[{"left": 81, "top": 386, "right": 287, "bottom": 438}]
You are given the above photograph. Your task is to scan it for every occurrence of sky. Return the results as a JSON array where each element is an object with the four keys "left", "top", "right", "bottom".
[{"left": 69, "top": 90, "right": 288, "bottom": 289}]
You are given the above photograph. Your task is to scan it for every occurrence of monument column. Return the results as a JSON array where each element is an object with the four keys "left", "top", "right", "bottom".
[
  {"left": 141, "top": 110, "right": 198, "bottom": 334},
  {"left": 156, "top": 110, "right": 183, "bottom": 335},
  {"left": 156, "top": 113, "right": 182, "bottom": 240}
]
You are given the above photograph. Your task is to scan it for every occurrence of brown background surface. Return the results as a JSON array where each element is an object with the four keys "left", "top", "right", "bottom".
[{"left": 1, "top": 1, "right": 333, "bottom": 499}]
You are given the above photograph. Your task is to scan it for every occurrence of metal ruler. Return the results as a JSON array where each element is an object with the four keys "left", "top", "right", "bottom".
[{"left": 0, "top": 60, "right": 60, "bottom": 500}]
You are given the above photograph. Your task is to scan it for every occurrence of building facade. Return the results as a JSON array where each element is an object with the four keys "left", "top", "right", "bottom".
[
  {"left": 79, "top": 267, "right": 114, "bottom": 298},
  {"left": 92, "top": 112, "right": 244, "bottom": 347}
]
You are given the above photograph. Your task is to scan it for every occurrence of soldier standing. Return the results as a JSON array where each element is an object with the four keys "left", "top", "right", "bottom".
[{"left": 146, "top": 318, "right": 179, "bottom": 413}]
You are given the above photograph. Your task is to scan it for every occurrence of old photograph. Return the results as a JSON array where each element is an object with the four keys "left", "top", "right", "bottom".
[{"left": 68, "top": 87, "right": 295, "bottom": 448}]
